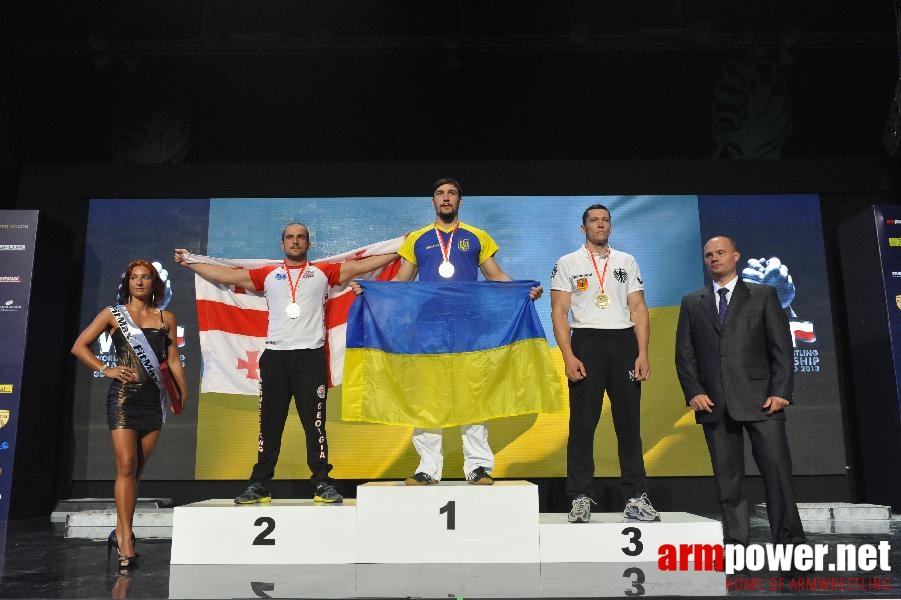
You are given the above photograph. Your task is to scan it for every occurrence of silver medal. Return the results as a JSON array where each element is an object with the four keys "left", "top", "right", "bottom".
[
  {"left": 438, "top": 261, "right": 455, "bottom": 278},
  {"left": 285, "top": 302, "right": 301, "bottom": 319}
]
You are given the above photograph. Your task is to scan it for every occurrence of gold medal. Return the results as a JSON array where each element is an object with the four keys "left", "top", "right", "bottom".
[{"left": 586, "top": 245, "right": 612, "bottom": 310}]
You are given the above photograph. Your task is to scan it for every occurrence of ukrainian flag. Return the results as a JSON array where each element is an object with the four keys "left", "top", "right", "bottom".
[{"left": 342, "top": 280, "right": 564, "bottom": 427}]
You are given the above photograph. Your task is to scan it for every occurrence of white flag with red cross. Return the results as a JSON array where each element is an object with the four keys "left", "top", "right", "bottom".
[{"left": 188, "top": 237, "right": 402, "bottom": 395}]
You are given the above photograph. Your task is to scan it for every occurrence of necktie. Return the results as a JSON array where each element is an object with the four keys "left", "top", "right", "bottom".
[{"left": 717, "top": 287, "right": 729, "bottom": 325}]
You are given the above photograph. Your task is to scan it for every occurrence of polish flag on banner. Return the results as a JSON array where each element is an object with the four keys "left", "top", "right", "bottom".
[
  {"left": 186, "top": 237, "right": 403, "bottom": 395},
  {"left": 789, "top": 320, "right": 816, "bottom": 344}
]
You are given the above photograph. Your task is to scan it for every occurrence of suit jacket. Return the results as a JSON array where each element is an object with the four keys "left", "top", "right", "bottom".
[{"left": 675, "top": 280, "right": 793, "bottom": 424}]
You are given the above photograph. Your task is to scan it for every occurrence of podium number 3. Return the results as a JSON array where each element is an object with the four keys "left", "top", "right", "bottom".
[
  {"left": 439, "top": 500, "right": 456, "bottom": 530},
  {"left": 621, "top": 526, "right": 643, "bottom": 556},
  {"left": 253, "top": 516, "right": 276, "bottom": 545}
]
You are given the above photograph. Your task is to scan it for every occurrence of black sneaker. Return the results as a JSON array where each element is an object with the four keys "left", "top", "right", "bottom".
[
  {"left": 467, "top": 466, "right": 494, "bottom": 485},
  {"left": 234, "top": 482, "right": 271, "bottom": 505},
  {"left": 404, "top": 472, "right": 439, "bottom": 485},
  {"left": 314, "top": 482, "right": 343, "bottom": 504}
]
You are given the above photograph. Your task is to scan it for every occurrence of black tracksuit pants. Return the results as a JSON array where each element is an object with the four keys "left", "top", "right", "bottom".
[
  {"left": 566, "top": 327, "right": 648, "bottom": 502},
  {"left": 249, "top": 347, "right": 333, "bottom": 487}
]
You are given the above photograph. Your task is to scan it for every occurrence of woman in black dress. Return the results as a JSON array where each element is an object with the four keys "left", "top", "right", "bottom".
[{"left": 72, "top": 260, "right": 188, "bottom": 568}]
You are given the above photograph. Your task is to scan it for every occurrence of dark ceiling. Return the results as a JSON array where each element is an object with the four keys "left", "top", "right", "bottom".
[{"left": 1, "top": 1, "right": 898, "bottom": 163}]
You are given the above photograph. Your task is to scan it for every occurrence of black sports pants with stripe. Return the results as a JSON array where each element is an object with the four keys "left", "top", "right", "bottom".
[{"left": 250, "top": 347, "right": 333, "bottom": 487}]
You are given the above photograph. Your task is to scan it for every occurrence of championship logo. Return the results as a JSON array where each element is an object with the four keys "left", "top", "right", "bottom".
[
  {"left": 317, "top": 385, "right": 326, "bottom": 399},
  {"left": 0, "top": 410, "right": 8, "bottom": 428},
  {"left": 576, "top": 277, "right": 589, "bottom": 292},
  {"left": 458, "top": 239, "right": 470, "bottom": 252}
]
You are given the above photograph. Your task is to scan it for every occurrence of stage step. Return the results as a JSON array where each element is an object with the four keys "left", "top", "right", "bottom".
[
  {"left": 51, "top": 497, "right": 172, "bottom": 522},
  {"left": 754, "top": 501, "right": 893, "bottom": 534},
  {"left": 754, "top": 501, "right": 892, "bottom": 522},
  {"left": 66, "top": 507, "right": 173, "bottom": 528},
  {"left": 170, "top": 499, "right": 357, "bottom": 565},
  {"left": 355, "top": 480, "right": 539, "bottom": 564},
  {"left": 65, "top": 507, "right": 174, "bottom": 540},
  {"left": 539, "top": 511, "right": 722, "bottom": 563}
]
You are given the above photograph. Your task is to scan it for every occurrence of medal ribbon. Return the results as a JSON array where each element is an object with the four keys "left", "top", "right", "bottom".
[
  {"left": 585, "top": 244, "right": 610, "bottom": 294},
  {"left": 283, "top": 260, "right": 309, "bottom": 304},
  {"left": 434, "top": 223, "right": 459, "bottom": 265}
]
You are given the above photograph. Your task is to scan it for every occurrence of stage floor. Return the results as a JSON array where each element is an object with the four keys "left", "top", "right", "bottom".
[{"left": 0, "top": 515, "right": 898, "bottom": 599}]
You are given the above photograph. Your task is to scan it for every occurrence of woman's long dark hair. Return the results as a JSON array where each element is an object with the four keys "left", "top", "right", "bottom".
[{"left": 117, "top": 260, "right": 165, "bottom": 307}]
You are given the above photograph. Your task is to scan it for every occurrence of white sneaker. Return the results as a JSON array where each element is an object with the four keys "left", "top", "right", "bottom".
[
  {"left": 624, "top": 493, "right": 660, "bottom": 521},
  {"left": 567, "top": 495, "right": 596, "bottom": 523}
]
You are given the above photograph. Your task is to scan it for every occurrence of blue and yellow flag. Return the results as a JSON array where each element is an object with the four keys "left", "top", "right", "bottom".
[{"left": 342, "top": 280, "right": 564, "bottom": 427}]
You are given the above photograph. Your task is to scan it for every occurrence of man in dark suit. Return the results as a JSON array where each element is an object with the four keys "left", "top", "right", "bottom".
[{"left": 675, "top": 235, "right": 804, "bottom": 546}]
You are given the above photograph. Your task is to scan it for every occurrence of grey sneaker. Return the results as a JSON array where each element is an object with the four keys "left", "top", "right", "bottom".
[
  {"left": 567, "top": 494, "right": 596, "bottom": 523},
  {"left": 404, "top": 472, "right": 440, "bottom": 485},
  {"left": 467, "top": 466, "right": 494, "bottom": 485},
  {"left": 234, "top": 482, "right": 271, "bottom": 505},
  {"left": 624, "top": 493, "right": 660, "bottom": 521},
  {"left": 314, "top": 482, "right": 343, "bottom": 503}
]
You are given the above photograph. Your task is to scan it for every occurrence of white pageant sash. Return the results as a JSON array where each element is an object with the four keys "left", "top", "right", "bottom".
[{"left": 108, "top": 305, "right": 169, "bottom": 423}]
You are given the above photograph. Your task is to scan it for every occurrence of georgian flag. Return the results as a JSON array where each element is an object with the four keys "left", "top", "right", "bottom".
[{"left": 186, "top": 237, "right": 402, "bottom": 395}]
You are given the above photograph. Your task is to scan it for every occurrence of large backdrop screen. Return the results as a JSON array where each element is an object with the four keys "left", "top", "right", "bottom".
[{"left": 73, "top": 194, "right": 843, "bottom": 480}]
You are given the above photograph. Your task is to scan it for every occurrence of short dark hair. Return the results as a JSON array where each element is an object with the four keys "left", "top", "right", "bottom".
[
  {"left": 282, "top": 222, "right": 309, "bottom": 240},
  {"left": 432, "top": 177, "right": 462, "bottom": 197},
  {"left": 118, "top": 260, "right": 165, "bottom": 307},
  {"left": 582, "top": 204, "right": 611, "bottom": 225},
  {"left": 706, "top": 235, "right": 740, "bottom": 253}
]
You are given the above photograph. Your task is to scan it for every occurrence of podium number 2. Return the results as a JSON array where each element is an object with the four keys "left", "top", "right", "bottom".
[
  {"left": 253, "top": 516, "right": 276, "bottom": 545},
  {"left": 621, "top": 526, "right": 643, "bottom": 556},
  {"left": 439, "top": 500, "right": 456, "bottom": 530}
]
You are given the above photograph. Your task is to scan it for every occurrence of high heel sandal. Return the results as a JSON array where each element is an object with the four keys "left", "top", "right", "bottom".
[
  {"left": 106, "top": 530, "right": 140, "bottom": 566},
  {"left": 115, "top": 550, "right": 138, "bottom": 570}
]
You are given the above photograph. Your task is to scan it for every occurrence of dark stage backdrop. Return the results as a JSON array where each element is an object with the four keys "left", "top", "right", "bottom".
[{"left": 71, "top": 194, "right": 844, "bottom": 481}]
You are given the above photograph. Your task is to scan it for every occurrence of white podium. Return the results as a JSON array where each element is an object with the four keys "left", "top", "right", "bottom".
[
  {"left": 170, "top": 499, "right": 357, "bottom": 565},
  {"left": 539, "top": 511, "right": 723, "bottom": 563},
  {"left": 355, "top": 480, "right": 539, "bottom": 563},
  {"left": 169, "top": 485, "right": 723, "bottom": 574}
]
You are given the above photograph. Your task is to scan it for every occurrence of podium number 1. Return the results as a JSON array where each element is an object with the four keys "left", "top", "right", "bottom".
[{"left": 439, "top": 500, "right": 456, "bottom": 530}]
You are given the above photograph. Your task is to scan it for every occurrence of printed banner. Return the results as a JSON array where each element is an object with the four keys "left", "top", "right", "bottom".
[
  {"left": 72, "top": 195, "right": 844, "bottom": 481},
  {"left": 0, "top": 210, "right": 39, "bottom": 528}
]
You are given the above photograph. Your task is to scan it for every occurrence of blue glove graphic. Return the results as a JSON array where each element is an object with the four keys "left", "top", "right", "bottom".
[{"left": 741, "top": 256, "right": 797, "bottom": 317}]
